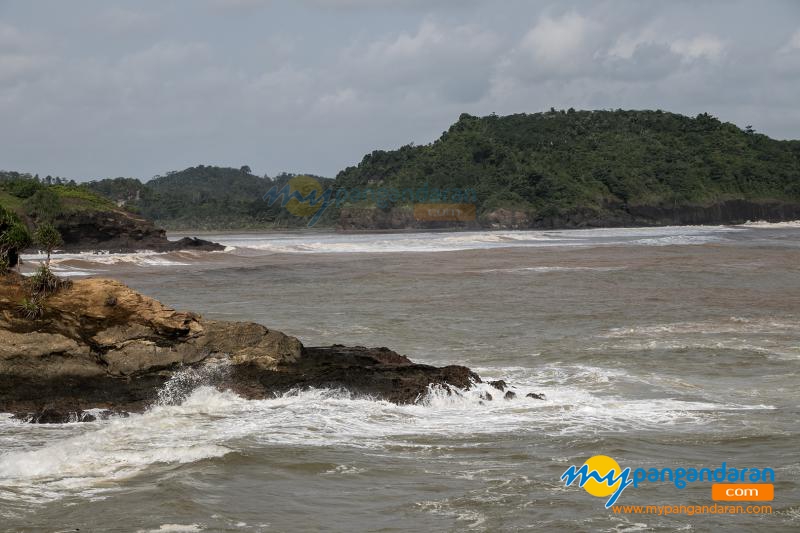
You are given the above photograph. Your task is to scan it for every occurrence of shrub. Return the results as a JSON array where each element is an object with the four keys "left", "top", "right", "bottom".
[
  {"left": 17, "top": 296, "right": 44, "bottom": 320},
  {"left": 25, "top": 264, "right": 69, "bottom": 296},
  {"left": 33, "top": 222, "right": 63, "bottom": 265},
  {"left": 0, "top": 208, "right": 31, "bottom": 270}
]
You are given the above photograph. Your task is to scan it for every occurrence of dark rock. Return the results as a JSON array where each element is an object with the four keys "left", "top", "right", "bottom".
[
  {"left": 480, "top": 392, "right": 493, "bottom": 401},
  {"left": 504, "top": 391, "right": 516, "bottom": 400},
  {"left": 50, "top": 210, "right": 223, "bottom": 253},
  {"left": 488, "top": 380, "right": 507, "bottom": 392},
  {"left": 165, "top": 237, "right": 225, "bottom": 252},
  {"left": 12, "top": 408, "right": 97, "bottom": 424},
  {"left": 526, "top": 392, "right": 546, "bottom": 400},
  {"left": 223, "top": 345, "right": 478, "bottom": 406},
  {"left": 339, "top": 199, "right": 800, "bottom": 231}
]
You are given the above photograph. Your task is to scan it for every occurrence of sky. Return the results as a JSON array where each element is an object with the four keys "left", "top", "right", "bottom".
[{"left": 1, "top": 0, "right": 799, "bottom": 182}]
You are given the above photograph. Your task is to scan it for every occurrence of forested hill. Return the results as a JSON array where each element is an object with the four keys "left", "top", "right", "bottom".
[
  {"left": 39, "top": 109, "right": 800, "bottom": 230},
  {"left": 335, "top": 109, "right": 800, "bottom": 227},
  {"left": 86, "top": 167, "right": 336, "bottom": 229}
]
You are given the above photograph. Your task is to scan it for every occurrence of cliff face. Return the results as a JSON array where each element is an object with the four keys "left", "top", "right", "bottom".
[
  {"left": 334, "top": 199, "right": 800, "bottom": 231},
  {"left": 524, "top": 199, "right": 800, "bottom": 230},
  {"left": 0, "top": 274, "right": 482, "bottom": 422}
]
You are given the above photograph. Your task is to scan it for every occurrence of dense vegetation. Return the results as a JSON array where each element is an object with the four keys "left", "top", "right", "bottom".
[
  {"left": 0, "top": 172, "right": 118, "bottom": 266},
  {"left": 0, "top": 204, "right": 31, "bottom": 271},
  {"left": 85, "top": 167, "right": 337, "bottom": 229},
  {"left": 337, "top": 109, "right": 800, "bottom": 220},
  {"left": 0, "top": 175, "right": 71, "bottom": 322},
  {"left": 4, "top": 110, "right": 800, "bottom": 230},
  {"left": 0, "top": 171, "right": 117, "bottom": 221}
]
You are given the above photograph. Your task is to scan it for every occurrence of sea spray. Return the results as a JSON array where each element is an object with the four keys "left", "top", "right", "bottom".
[{"left": 156, "top": 359, "right": 233, "bottom": 406}]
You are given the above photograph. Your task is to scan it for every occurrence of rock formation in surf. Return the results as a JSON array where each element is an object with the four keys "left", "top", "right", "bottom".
[
  {"left": 53, "top": 210, "right": 225, "bottom": 253},
  {"left": 0, "top": 273, "right": 491, "bottom": 423}
]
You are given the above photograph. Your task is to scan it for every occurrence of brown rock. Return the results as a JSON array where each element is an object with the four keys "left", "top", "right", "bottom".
[{"left": 0, "top": 275, "right": 481, "bottom": 422}]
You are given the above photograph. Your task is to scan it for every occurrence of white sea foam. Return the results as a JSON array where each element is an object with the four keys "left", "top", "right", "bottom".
[
  {"left": 475, "top": 266, "right": 626, "bottom": 274},
  {"left": 740, "top": 219, "right": 800, "bottom": 228},
  {"left": 21, "top": 251, "right": 194, "bottom": 269},
  {"left": 601, "top": 317, "right": 800, "bottom": 338},
  {"left": 0, "top": 363, "right": 774, "bottom": 505},
  {"left": 206, "top": 226, "right": 742, "bottom": 255},
  {"left": 629, "top": 234, "right": 723, "bottom": 246},
  {"left": 139, "top": 525, "right": 204, "bottom": 533}
]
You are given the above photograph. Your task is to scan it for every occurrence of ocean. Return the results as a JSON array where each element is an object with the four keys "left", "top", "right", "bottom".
[{"left": 2, "top": 224, "right": 799, "bottom": 532}]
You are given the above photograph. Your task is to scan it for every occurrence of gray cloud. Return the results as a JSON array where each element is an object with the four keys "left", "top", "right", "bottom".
[{"left": 0, "top": 0, "right": 798, "bottom": 181}]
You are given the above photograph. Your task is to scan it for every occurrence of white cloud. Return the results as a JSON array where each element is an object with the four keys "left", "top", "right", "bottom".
[
  {"left": 0, "top": 0, "right": 799, "bottom": 181},
  {"left": 0, "top": 23, "right": 51, "bottom": 86},
  {"left": 608, "top": 29, "right": 658, "bottom": 59},
  {"left": 518, "top": 11, "right": 593, "bottom": 67},
  {"left": 779, "top": 28, "right": 800, "bottom": 53},
  {"left": 670, "top": 35, "right": 725, "bottom": 61},
  {"left": 338, "top": 20, "right": 501, "bottom": 103}
]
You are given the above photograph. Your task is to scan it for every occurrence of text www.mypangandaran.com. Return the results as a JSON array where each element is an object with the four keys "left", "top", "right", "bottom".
[{"left": 611, "top": 504, "right": 772, "bottom": 515}]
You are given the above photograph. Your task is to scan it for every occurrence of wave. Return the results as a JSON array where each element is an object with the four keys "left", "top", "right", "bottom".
[
  {"left": 593, "top": 317, "right": 800, "bottom": 359},
  {"left": 600, "top": 317, "right": 800, "bottom": 337},
  {"left": 0, "top": 363, "right": 774, "bottom": 506},
  {"left": 21, "top": 251, "right": 202, "bottom": 270},
  {"left": 740, "top": 220, "right": 800, "bottom": 228},
  {"left": 475, "top": 266, "right": 627, "bottom": 274},
  {"left": 212, "top": 226, "right": 741, "bottom": 255}
]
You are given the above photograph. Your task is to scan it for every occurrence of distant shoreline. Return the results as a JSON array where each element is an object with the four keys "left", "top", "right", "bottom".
[{"left": 165, "top": 218, "right": 800, "bottom": 239}]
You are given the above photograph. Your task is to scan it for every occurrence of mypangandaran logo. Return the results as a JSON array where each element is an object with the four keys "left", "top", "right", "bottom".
[
  {"left": 263, "top": 176, "right": 478, "bottom": 226},
  {"left": 561, "top": 456, "right": 775, "bottom": 508}
]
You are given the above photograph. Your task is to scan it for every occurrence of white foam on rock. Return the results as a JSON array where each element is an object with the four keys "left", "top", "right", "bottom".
[{"left": 0, "top": 363, "right": 774, "bottom": 505}]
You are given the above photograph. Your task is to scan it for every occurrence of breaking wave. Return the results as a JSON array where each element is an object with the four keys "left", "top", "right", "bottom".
[{"left": 0, "top": 363, "right": 774, "bottom": 506}]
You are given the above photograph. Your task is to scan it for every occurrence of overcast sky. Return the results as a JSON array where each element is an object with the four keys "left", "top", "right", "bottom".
[{"left": 1, "top": 0, "right": 799, "bottom": 181}]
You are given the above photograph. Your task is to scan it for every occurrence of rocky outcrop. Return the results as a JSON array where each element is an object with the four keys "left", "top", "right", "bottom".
[
  {"left": 0, "top": 274, "right": 482, "bottom": 422},
  {"left": 52, "top": 210, "right": 223, "bottom": 253},
  {"left": 337, "top": 206, "right": 481, "bottom": 231},
  {"left": 525, "top": 199, "right": 800, "bottom": 230}
]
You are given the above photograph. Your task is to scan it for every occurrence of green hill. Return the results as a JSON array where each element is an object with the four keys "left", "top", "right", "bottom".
[
  {"left": 23, "top": 109, "right": 800, "bottom": 231},
  {"left": 86, "top": 166, "right": 336, "bottom": 230},
  {"left": 335, "top": 109, "right": 800, "bottom": 226},
  {"left": 0, "top": 171, "right": 221, "bottom": 253},
  {"left": 0, "top": 171, "right": 117, "bottom": 221}
]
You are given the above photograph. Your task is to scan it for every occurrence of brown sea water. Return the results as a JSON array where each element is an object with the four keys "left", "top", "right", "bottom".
[{"left": 2, "top": 224, "right": 799, "bottom": 532}]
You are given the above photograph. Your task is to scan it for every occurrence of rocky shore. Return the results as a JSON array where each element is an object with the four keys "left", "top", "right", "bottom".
[
  {"left": 336, "top": 199, "right": 800, "bottom": 231},
  {"left": 0, "top": 273, "right": 496, "bottom": 423}
]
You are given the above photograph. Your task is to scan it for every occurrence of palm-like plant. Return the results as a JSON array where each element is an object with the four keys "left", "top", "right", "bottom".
[
  {"left": 17, "top": 295, "right": 44, "bottom": 320},
  {"left": 33, "top": 222, "right": 63, "bottom": 266}
]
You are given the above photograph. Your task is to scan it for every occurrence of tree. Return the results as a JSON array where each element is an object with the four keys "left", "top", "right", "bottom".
[
  {"left": 25, "top": 188, "right": 62, "bottom": 221},
  {"left": 0, "top": 206, "right": 32, "bottom": 271},
  {"left": 33, "top": 222, "right": 63, "bottom": 266},
  {"left": 240, "top": 165, "right": 252, "bottom": 175}
]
